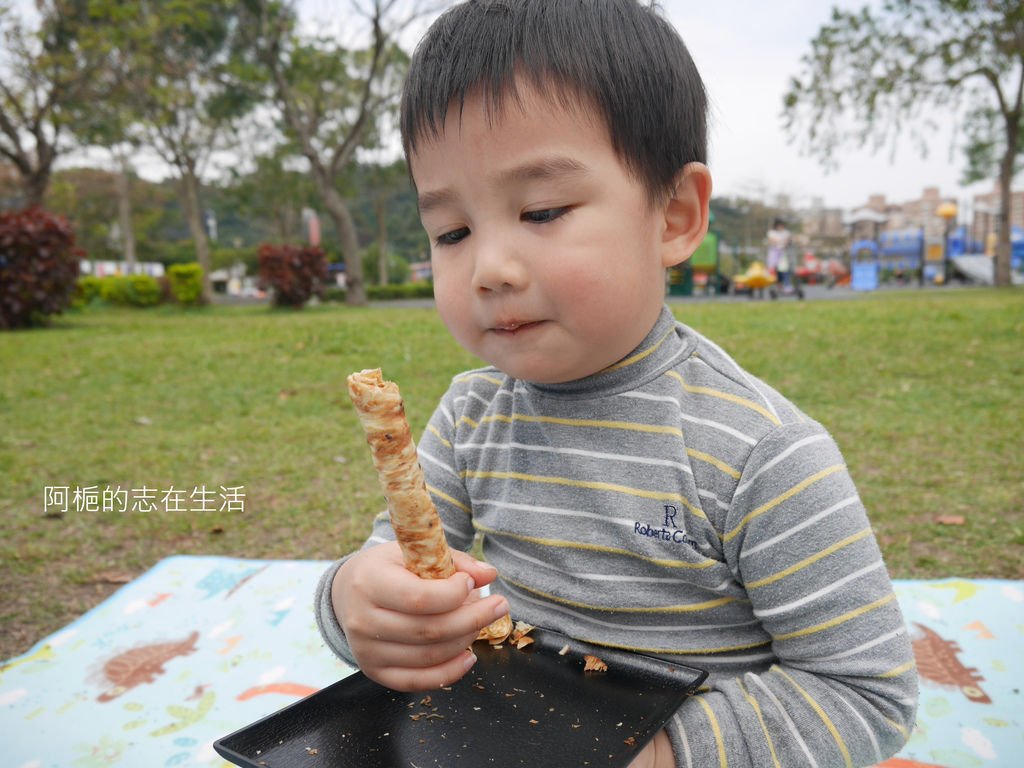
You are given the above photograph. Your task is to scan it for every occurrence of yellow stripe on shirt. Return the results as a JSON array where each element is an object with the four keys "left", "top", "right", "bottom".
[
  {"left": 696, "top": 696, "right": 729, "bottom": 768},
  {"left": 884, "top": 715, "right": 909, "bottom": 740},
  {"left": 879, "top": 660, "right": 916, "bottom": 679},
  {"left": 738, "top": 678, "right": 782, "bottom": 768},
  {"left": 601, "top": 326, "right": 676, "bottom": 373},
  {"left": 461, "top": 470, "right": 708, "bottom": 519},
  {"left": 724, "top": 464, "right": 846, "bottom": 543},
  {"left": 425, "top": 423, "right": 452, "bottom": 448},
  {"left": 773, "top": 593, "right": 897, "bottom": 641},
  {"left": 745, "top": 528, "right": 872, "bottom": 589},
  {"left": 453, "top": 372, "right": 504, "bottom": 386},
  {"left": 572, "top": 635, "right": 773, "bottom": 656},
  {"left": 666, "top": 370, "right": 781, "bottom": 426},
  {"left": 426, "top": 485, "right": 470, "bottom": 514},
  {"left": 687, "top": 448, "right": 741, "bottom": 479},
  {"left": 500, "top": 573, "right": 738, "bottom": 614},
  {"left": 474, "top": 522, "right": 719, "bottom": 570},
  {"left": 775, "top": 668, "right": 853, "bottom": 768},
  {"left": 460, "top": 412, "right": 684, "bottom": 437}
]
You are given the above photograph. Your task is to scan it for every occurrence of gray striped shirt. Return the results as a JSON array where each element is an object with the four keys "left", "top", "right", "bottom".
[{"left": 316, "top": 305, "right": 918, "bottom": 767}]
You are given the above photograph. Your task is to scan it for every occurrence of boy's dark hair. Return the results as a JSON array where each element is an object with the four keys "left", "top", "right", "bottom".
[{"left": 401, "top": 0, "right": 707, "bottom": 203}]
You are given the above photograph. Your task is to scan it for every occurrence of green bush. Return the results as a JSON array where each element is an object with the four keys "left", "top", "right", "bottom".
[
  {"left": 210, "top": 246, "right": 259, "bottom": 275},
  {"left": 322, "top": 281, "right": 434, "bottom": 303},
  {"left": 167, "top": 263, "right": 205, "bottom": 306},
  {"left": 98, "top": 274, "right": 162, "bottom": 307},
  {"left": 156, "top": 241, "right": 198, "bottom": 267},
  {"left": 73, "top": 275, "right": 104, "bottom": 308},
  {"left": 362, "top": 244, "right": 411, "bottom": 286},
  {"left": 368, "top": 282, "right": 434, "bottom": 300},
  {"left": 322, "top": 286, "right": 347, "bottom": 303}
]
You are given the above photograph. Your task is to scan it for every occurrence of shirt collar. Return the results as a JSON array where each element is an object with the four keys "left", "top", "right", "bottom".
[{"left": 522, "top": 305, "right": 693, "bottom": 398}]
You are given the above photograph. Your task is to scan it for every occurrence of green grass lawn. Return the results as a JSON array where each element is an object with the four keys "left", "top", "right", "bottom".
[{"left": 2, "top": 289, "right": 1022, "bottom": 660}]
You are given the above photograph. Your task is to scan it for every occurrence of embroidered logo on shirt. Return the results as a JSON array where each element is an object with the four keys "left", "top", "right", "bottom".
[{"left": 634, "top": 505, "right": 702, "bottom": 552}]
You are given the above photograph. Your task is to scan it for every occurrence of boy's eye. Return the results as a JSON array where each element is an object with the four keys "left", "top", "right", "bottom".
[
  {"left": 435, "top": 227, "right": 470, "bottom": 247},
  {"left": 522, "top": 207, "right": 570, "bottom": 224}
]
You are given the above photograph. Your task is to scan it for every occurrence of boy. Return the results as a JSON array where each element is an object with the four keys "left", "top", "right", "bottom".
[{"left": 316, "top": 2, "right": 918, "bottom": 766}]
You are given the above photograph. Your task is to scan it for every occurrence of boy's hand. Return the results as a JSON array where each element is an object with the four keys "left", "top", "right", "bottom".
[
  {"left": 332, "top": 541, "right": 508, "bottom": 692},
  {"left": 628, "top": 729, "right": 673, "bottom": 768}
]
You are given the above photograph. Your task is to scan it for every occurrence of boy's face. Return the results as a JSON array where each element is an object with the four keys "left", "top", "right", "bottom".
[{"left": 411, "top": 83, "right": 694, "bottom": 384}]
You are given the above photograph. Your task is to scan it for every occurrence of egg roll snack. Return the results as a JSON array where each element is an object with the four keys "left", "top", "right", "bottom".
[{"left": 347, "top": 368, "right": 456, "bottom": 579}]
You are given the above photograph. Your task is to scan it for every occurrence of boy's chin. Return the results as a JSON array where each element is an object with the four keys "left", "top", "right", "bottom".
[{"left": 487, "top": 357, "right": 592, "bottom": 385}]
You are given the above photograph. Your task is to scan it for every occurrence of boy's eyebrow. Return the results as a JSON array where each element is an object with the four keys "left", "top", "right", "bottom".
[
  {"left": 497, "top": 156, "right": 591, "bottom": 185},
  {"left": 417, "top": 156, "right": 591, "bottom": 215}
]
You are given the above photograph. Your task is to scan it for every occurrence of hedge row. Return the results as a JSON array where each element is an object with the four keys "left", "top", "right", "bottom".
[
  {"left": 322, "top": 282, "right": 434, "bottom": 303},
  {"left": 74, "top": 264, "right": 206, "bottom": 308}
]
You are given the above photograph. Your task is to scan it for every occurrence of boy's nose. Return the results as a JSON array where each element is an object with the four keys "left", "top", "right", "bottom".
[{"left": 471, "top": 241, "right": 527, "bottom": 294}]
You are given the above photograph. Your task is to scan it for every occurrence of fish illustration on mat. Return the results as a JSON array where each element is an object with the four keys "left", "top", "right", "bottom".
[
  {"left": 96, "top": 631, "right": 199, "bottom": 702},
  {"left": 911, "top": 623, "right": 991, "bottom": 704}
]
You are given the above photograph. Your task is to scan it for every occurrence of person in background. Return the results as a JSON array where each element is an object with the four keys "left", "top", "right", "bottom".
[{"left": 766, "top": 217, "right": 792, "bottom": 288}]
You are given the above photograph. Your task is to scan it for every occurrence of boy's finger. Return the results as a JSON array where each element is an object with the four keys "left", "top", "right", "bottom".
[
  {"left": 451, "top": 550, "right": 499, "bottom": 589},
  {"left": 368, "top": 632, "right": 479, "bottom": 670},
  {"left": 374, "top": 649, "right": 479, "bottom": 693},
  {"left": 374, "top": 567, "right": 483, "bottom": 615},
  {"left": 367, "top": 594, "right": 509, "bottom": 646}
]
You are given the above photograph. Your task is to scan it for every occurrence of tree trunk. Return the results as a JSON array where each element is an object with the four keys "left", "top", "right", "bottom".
[
  {"left": 315, "top": 173, "right": 364, "bottom": 305},
  {"left": 376, "top": 194, "right": 388, "bottom": 286},
  {"left": 178, "top": 169, "right": 214, "bottom": 303},
  {"left": 994, "top": 119, "right": 1017, "bottom": 288},
  {"left": 24, "top": 167, "right": 50, "bottom": 208},
  {"left": 114, "top": 156, "right": 137, "bottom": 274}
]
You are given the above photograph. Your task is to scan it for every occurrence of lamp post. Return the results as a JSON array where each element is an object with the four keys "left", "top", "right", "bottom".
[{"left": 936, "top": 201, "right": 957, "bottom": 285}]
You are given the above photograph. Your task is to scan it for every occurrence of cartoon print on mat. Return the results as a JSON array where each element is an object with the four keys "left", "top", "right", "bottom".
[
  {"left": 912, "top": 623, "right": 992, "bottom": 704},
  {"left": 196, "top": 565, "right": 268, "bottom": 600},
  {"left": 0, "top": 643, "right": 54, "bottom": 681},
  {"left": 236, "top": 682, "right": 319, "bottom": 701},
  {"left": 96, "top": 631, "right": 199, "bottom": 702}
]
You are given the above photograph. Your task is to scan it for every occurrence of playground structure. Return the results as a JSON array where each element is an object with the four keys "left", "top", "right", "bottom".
[
  {"left": 850, "top": 225, "right": 1024, "bottom": 290},
  {"left": 666, "top": 208, "right": 1024, "bottom": 298},
  {"left": 667, "top": 227, "right": 728, "bottom": 296}
]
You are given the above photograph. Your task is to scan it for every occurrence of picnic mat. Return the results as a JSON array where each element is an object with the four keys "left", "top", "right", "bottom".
[{"left": 1, "top": 556, "right": 1021, "bottom": 768}]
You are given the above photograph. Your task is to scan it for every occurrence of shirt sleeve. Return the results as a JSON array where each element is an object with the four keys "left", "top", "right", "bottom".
[
  {"left": 665, "top": 420, "right": 918, "bottom": 768},
  {"left": 313, "top": 383, "right": 476, "bottom": 663}
]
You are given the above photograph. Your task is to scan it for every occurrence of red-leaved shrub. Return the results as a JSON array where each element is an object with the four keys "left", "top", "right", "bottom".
[
  {"left": 257, "top": 244, "right": 328, "bottom": 308},
  {"left": 0, "top": 207, "right": 84, "bottom": 329}
]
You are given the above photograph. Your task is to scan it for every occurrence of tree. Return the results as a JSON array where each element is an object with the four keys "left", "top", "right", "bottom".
[
  {"left": 783, "top": 0, "right": 1024, "bottom": 287},
  {"left": 62, "top": 32, "right": 141, "bottom": 272},
  {"left": 0, "top": 1, "right": 109, "bottom": 207},
  {"left": 92, "top": 0, "right": 259, "bottom": 302},
  {"left": 240, "top": 0, "right": 435, "bottom": 305},
  {"left": 46, "top": 166, "right": 120, "bottom": 259},
  {"left": 222, "top": 147, "right": 321, "bottom": 242},
  {"left": 364, "top": 159, "right": 412, "bottom": 285}
]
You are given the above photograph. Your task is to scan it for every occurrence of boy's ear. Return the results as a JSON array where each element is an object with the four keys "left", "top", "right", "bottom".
[{"left": 660, "top": 163, "right": 712, "bottom": 268}]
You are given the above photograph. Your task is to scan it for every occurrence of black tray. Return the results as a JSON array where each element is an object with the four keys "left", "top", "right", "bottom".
[{"left": 214, "top": 627, "right": 707, "bottom": 768}]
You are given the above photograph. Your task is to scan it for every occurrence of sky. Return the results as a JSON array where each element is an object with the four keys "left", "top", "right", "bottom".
[
  {"left": 295, "top": 0, "right": 995, "bottom": 214},
  {"left": 22, "top": 0, "right": 993, "bottom": 214},
  {"left": 656, "top": 0, "right": 992, "bottom": 212}
]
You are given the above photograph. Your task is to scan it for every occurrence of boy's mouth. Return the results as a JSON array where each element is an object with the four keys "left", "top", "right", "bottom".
[{"left": 491, "top": 320, "right": 542, "bottom": 335}]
